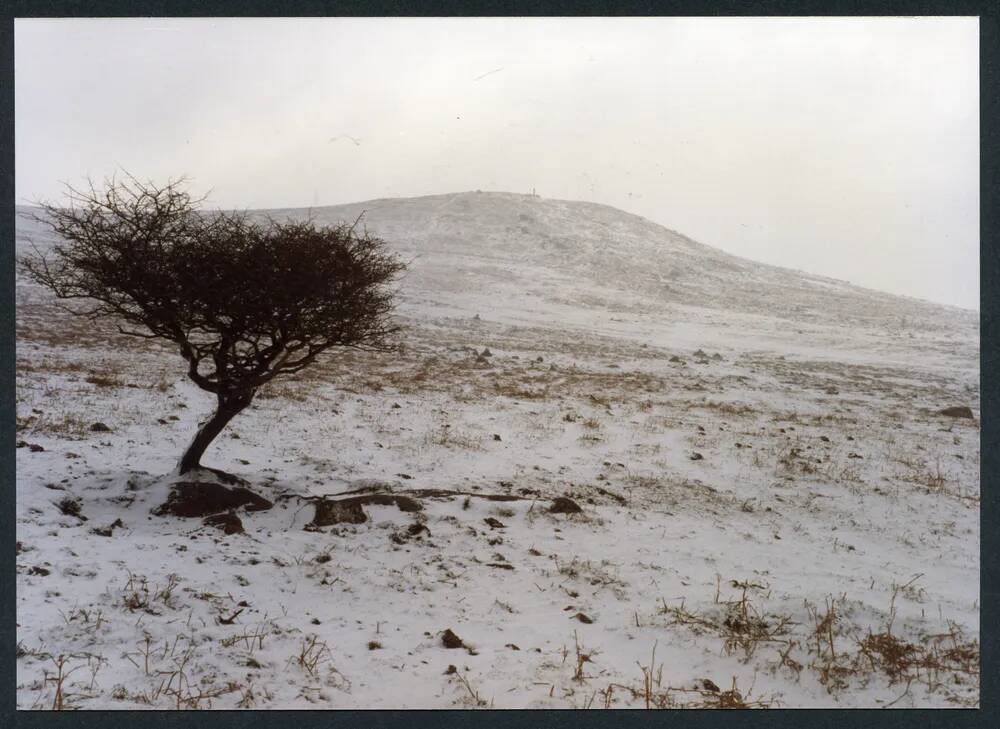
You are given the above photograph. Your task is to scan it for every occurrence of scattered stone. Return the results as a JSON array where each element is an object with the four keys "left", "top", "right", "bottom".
[
  {"left": 309, "top": 493, "right": 423, "bottom": 528},
  {"left": 90, "top": 518, "right": 125, "bottom": 537},
  {"left": 16, "top": 440, "right": 27, "bottom": 449},
  {"left": 820, "top": 435, "right": 830, "bottom": 442},
  {"left": 368, "top": 640, "right": 382, "bottom": 650},
  {"left": 89, "top": 422, "right": 112, "bottom": 433},
  {"left": 246, "top": 657, "right": 263, "bottom": 669},
  {"left": 28, "top": 444, "right": 45, "bottom": 453},
  {"left": 56, "top": 497, "right": 84, "bottom": 519},
  {"left": 488, "top": 562, "right": 514, "bottom": 570},
  {"left": 407, "top": 523, "right": 430, "bottom": 537},
  {"left": 573, "top": 612, "right": 594, "bottom": 624},
  {"left": 506, "top": 643, "right": 521, "bottom": 651},
  {"left": 311, "top": 498, "right": 367, "bottom": 526},
  {"left": 847, "top": 452, "right": 863, "bottom": 459},
  {"left": 442, "top": 629, "right": 464, "bottom": 649},
  {"left": 481, "top": 348, "right": 492, "bottom": 357},
  {"left": 203, "top": 512, "right": 245, "bottom": 535},
  {"left": 445, "top": 664, "right": 458, "bottom": 675},
  {"left": 153, "top": 482, "right": 273, "bottom": 518},
  {"left": 483, "top": 517, "right": 505, "bottom": 529},
  {"left": 669, "top": 355, "right": 685, "bottom": 363},
  {"left": 392, "top": 403, "right": 401, "bottom": 409},
  {"left": 493, "top": 434, "right": 502, "bottom": 442},
  {"left": 690, "top": 452, "right": 704, "bottom": 461},
  {"left": 701, "top": 678, "right": 721, "bottom": 693},
  {"left": 939, "top": 406, "right": 974, "bottom": 419},
  {"left": 28, "top": 566, "right": 50, "bottom": 576},
  {"left": 549, "top": 497, "right": 582, "bottom": 514}
]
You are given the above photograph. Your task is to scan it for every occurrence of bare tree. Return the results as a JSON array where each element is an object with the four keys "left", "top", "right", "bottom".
[{"left": 21, "top": 175, "right": 405, "bottom": 475}]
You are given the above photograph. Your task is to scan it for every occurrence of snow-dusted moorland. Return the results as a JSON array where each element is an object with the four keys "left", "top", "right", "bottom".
[{"left": 15, "top": 192, "right": 979, "bottom": 709}]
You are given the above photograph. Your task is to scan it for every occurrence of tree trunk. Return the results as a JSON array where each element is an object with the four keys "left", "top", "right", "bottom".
[{"left": 178, "top": 389, "right": 255, "bottom": 474}]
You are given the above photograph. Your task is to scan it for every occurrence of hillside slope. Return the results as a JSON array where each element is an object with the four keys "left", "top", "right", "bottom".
[{"left": 262, "top": 191, "right": 976, "bottom": 333}]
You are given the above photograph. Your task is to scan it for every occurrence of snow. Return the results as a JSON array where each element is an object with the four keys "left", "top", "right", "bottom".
[{"left": 15, "top": 193, "right": 979, "bottom": 709}]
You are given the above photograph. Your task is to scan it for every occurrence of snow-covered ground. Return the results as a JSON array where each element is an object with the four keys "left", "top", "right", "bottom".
[{"left": 15, "top": 193, "right": 979, "bottom": 709}]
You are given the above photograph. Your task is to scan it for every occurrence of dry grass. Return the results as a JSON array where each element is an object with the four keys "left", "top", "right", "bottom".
[
  {"left": 596, "top": 643, "right": 775, "bottom": 709},
  {"left": 659, "top": 579, "right": 793, "bottom": 662}
]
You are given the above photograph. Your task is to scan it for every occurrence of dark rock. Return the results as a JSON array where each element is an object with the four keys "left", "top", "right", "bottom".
[
  {"left": 307, "top": 493, "right": 423, "bottom": 529},
  {"left": 493, "top": 434, "right": 502, "bottom": 442},
  {"left": 183, "top": 467, "right": 248, "bottom": 486},
  {"left": 16, "top": 440, "right": 27, "bottom": 449},
  {"left": 28, "top": 566, "right": 50, "bottom": 576},
  {"left": 549, "top": 497, "right": 582, "bottom": 514},
  {"left": 442, "top": 629, "right": 464, "bottom": 649},
  {"left": 91, "top": 518, "right": 125, "bottom": 537},
  {"left": 407, "top": 523, "right": 430, "bottom": 537},
  {"left": 690, "top": 452, "right": 704, "bottom": 461},
  {"left": 939, "top": 406, "right": 975, "bottom": 419},
  {"left": 153, "top": 482, "right": 273, "bottom": 518},
  {"left": 28, "top": 444, "right": 45, "bottom": 453},
  {"left": 445, "top": 664, "right": 458, "bottom": 675},
  {"left": 204, "top": 512, "right": 245, "bottom": 535},
  {"left": 56, "top": 497, "right": 84, "bottom": 519},
  {"left": 701, "top": 679, "right": 721, "bottom": 693},
  {"left": 89, "top": 422, "right": 112, "bottom": 433},
  {"left": 483, "top": 517, "right": 505, "bottom": 529},
  {"left": 573, "top": 612, "right": 594, "bottom": 624},
  {"left": 310, "top": 498, "right": 367, "bottom": 526}
]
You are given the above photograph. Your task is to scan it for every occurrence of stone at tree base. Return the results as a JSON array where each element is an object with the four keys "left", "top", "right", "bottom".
[
  {"left": 203, "top": 512, "right": 245, "bottom": 535},
  {"left": 153, "top": 482, "right": 273, "bottom": 518}
]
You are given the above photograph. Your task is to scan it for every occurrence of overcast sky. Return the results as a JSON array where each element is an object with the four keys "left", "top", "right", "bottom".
[{"left": 16, "top": 17, "right": 979, "bottom": 309}]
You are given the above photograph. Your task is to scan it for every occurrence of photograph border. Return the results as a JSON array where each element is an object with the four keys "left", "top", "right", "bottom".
[{"left": 1, "top": 2, "right": 995, "bottom": 728}]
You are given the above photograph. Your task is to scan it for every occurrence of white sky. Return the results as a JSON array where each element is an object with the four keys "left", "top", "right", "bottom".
[{"left": 15, "top": 17, "right": 980, "bottom": 309}]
